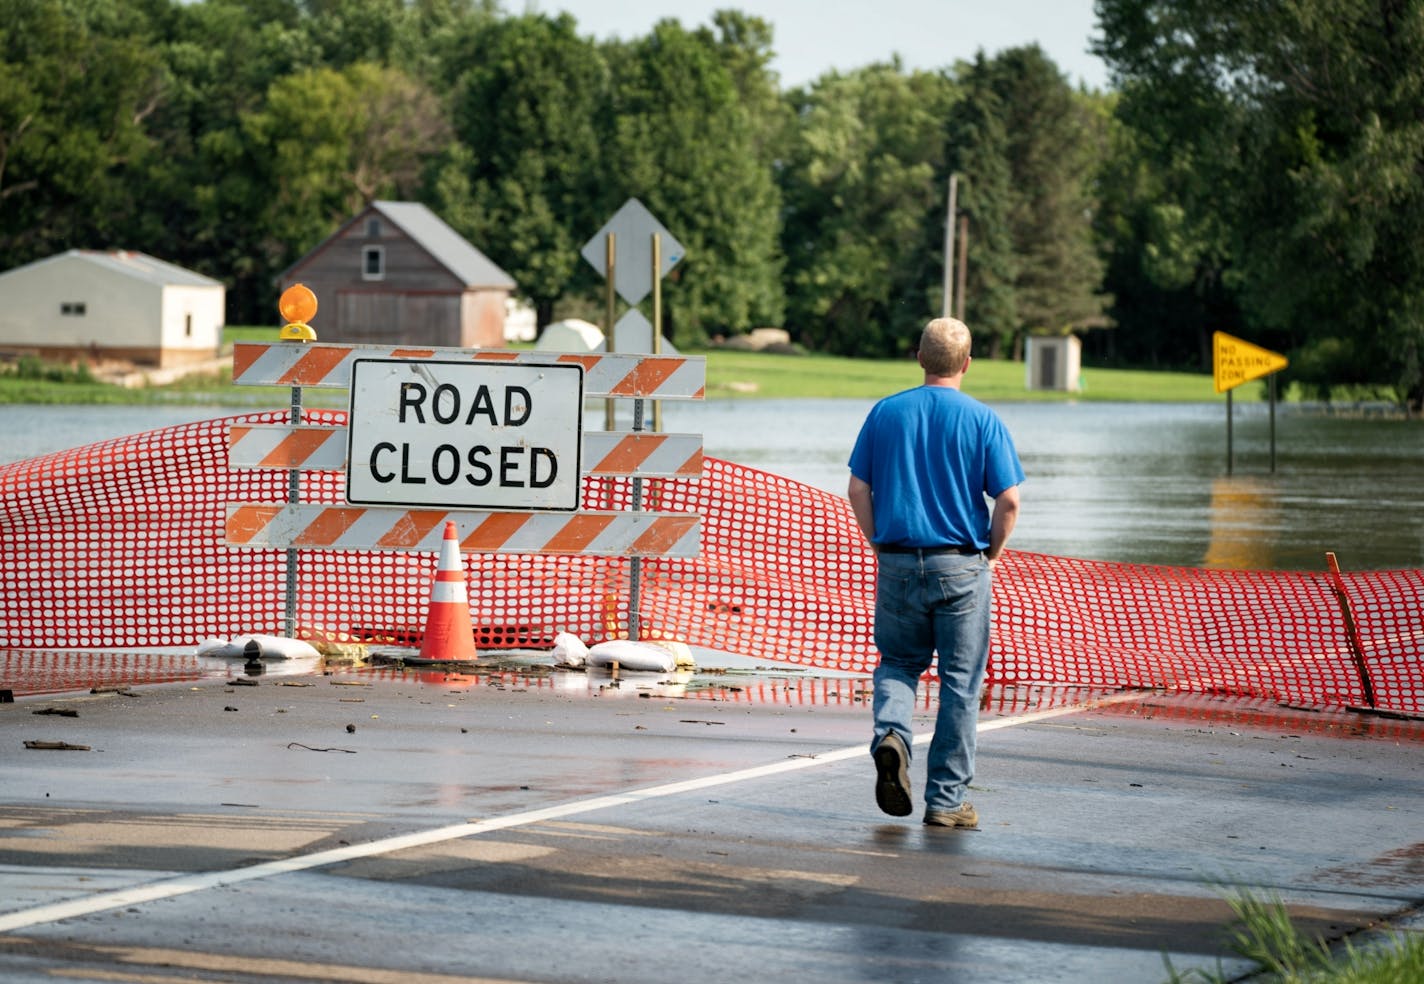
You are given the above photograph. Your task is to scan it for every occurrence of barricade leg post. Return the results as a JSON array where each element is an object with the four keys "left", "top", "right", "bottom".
[{"left": 284, "top": 383, "right": 301, "bottom": 639}]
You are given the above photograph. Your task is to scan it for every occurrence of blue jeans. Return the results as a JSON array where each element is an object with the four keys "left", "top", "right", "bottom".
[{"left": 870, "top": 550, "right": 992, "bottom": 814}]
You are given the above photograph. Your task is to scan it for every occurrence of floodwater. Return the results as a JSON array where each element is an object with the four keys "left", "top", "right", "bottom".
[{"left": 2, "top": 398, "right": 1421, "bottom": 572}]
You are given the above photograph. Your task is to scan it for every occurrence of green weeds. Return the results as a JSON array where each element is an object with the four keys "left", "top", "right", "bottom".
[{"left": 1165, "top": 889, "right": 1423, "bottom": 983}]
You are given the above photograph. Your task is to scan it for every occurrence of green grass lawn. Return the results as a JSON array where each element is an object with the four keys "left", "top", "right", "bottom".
[
  {"left": 698, "top": 348, "right": 1226, "bottom": 403},
  {"left": 0, "top": 327, "right": 1249, "bottom": 406}
]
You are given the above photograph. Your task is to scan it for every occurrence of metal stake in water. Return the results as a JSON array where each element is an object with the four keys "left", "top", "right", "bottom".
[
  {"left": 276, "top": 284, "right": 319, "bottom": 640},
  {"left": 628, "top": 396, "right": 645, "bottom": 642}
]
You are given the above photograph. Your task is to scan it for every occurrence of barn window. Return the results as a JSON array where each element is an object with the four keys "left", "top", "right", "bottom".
[
  {"left": 366, "top": 218, "right": 382, "bottom": 238},
  {"left": 60, "top": 302, "right": 87, "bottom": 316},
  {"left": 185, "top": 313, "right": 193, "bottom": 338},
  {"left": 362, "top": 245, "right": 385, "bottom": 281}
]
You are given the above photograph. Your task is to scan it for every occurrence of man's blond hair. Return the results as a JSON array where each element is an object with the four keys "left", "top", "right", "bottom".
[{"left": 918, "top": 318, "right": 972, "bottom": 376}]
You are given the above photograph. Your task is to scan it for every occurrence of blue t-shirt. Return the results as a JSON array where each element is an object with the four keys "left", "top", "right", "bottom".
[{"left": 848, "top": 385, "right": 1024, "bottom": 549}]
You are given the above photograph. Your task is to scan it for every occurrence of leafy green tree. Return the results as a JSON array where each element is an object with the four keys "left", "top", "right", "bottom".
[
  {"left": 0, "top": 0, "right": 165, "bottom": 267},
  {"left": 1088, "top": 90, "right": 1242, "bottom": 368},
  {"left": 1097, "top": 0, "right": 1424, "bottom": 407},
  {"left": 945, "top": 57, "right": 1020, "bottom": 357},
  {"left": 434, "top": 13, "right": 609, "bottom": 330},
  {"left": 388, "top": 0, "right": 502, "bottom": 84},
  {"left": 707, "top": 10, "right": 792, "bottom": 169},
  {"left": 961, "top": 46, "right": 1108, "bottom": 358},
  {"left": 601, "top": 18, "right": 786, "bottom": 344},
  {"left": 137, "top": 0, "right": 312, "bottom": 322},
  {"left": 153, "top": 1, "right": 463, "bottom": 323},
  {"left": 243, "top": 63, "right": 449, "bottom": 247},
  {"left": 299, "top": 0, "right": 414, "bottom": 66},
  {"left": 297, "top": 0, "right": 498, "bottom": 77},
  {"left": 780, "top": 63, "right": 957, "bottom": 357},
  {"left": 169, "top": 59, "right": 447, "bottom": 323}
]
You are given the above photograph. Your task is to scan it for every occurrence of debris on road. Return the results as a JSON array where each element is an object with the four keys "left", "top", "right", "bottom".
[
  {"left": 287, "top": 742, "right": 356, "bottom": 753},
  {"left": 23, "top": 740, "right": 91, "bottom": 751}
]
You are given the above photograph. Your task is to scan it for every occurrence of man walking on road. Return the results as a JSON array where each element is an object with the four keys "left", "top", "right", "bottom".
[{"left": 848, "top": 317, "right": 1023, "bottom": 827}]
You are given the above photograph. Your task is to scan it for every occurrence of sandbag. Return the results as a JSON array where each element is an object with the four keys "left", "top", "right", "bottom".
[
  {"left": 196, "top": 634, "right": 321, "bottom": 661},
  {"left": 585, "top": 639, "right": 694, "bottom": 673},
  {"left": 551, "top": 631, "right": 589, "bottom": 667}
]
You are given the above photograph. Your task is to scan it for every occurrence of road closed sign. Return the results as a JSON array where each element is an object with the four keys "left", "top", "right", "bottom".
[{"left": 346, "top": 359, "right": 584, "bottom": 511}]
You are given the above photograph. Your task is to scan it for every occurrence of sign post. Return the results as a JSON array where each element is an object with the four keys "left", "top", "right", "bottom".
[
  {"left": 582, "top": 200, "right": 686, "bottom": 641},
  {"left": 276, "top": 284, "right": 319, "bottom": 639},
  {"left": 1212, "top": 331, "right": 1289, "bottom": 475}
]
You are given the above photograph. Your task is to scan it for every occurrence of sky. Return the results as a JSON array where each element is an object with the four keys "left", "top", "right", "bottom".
[{"left": 531, "top": 0, "right": 1110, "bottom": 91}]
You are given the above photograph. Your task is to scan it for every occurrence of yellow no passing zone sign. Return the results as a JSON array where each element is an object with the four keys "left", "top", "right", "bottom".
[{"left": 1213, "top": 331, "right": 1288, "bottom": 393}]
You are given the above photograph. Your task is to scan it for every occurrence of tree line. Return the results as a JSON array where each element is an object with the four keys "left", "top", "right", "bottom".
[{"left": 2, "top": 0, "right": 1420, "bottom": 408}]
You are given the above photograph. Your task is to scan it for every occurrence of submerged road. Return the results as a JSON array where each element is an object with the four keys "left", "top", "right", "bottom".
[{"left": 1, "top": 654, "right": 1421, "bottom": 983}]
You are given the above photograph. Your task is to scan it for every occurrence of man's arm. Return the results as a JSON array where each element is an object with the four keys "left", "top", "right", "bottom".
[
  {"left": 985, "top": 484, "right": 1020, "bottom": 570},
  {"left": 847, "top": 474, "right": 875, "bottom": 545}
]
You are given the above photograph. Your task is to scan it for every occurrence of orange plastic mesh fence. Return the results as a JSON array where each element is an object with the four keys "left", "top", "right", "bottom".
[{"left": 2, "top": 410, "right": 1420, "bottom": 712}]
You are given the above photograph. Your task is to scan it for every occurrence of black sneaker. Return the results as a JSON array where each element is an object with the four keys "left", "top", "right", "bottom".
[{"left": 872, "top": 732, "right": 913, "bottom": 817}]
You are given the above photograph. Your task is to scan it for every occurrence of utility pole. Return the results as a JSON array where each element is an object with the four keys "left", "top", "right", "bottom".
[
  {"left": 956, "top": 213, "right": 969, "bottom": 322},
  {"left": 942, "top": 173, "right": 958, "bottom": 318}
]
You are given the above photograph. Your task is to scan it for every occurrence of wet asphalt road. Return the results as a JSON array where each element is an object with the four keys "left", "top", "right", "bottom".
[{"left": 1, "top": 655, "right": 1422, "bottom": 983}]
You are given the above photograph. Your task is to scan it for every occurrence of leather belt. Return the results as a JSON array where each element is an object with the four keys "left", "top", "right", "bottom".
[{"left": 877, "top": 543, "right": 981, "bottom": 556}]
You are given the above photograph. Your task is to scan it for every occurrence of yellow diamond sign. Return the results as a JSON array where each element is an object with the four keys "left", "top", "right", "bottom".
[{"left": 1213, "top": 331, "right": 1288, "bottom": 393}]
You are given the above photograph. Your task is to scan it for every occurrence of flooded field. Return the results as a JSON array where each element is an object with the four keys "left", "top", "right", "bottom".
[{"left": 2, "top": 399, "right": 1421, "bottom": 571}]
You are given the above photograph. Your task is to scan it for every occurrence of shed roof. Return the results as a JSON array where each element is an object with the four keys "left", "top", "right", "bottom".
[
  {"left": 371, "top": 201, "right": 515, "bottom": 289},
  {"left": 0, "top": 249, "right": 222, "bottom": 288}
]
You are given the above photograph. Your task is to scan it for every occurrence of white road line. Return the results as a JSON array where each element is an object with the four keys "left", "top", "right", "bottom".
[{"left": 0, "top": 689, "right": 1145, "bottom": 934}]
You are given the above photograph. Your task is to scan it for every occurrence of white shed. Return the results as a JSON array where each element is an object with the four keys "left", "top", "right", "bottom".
[
  {"left": 1024, "top": 334, "right": 1082, "bottom": 392},
  {"left": 0, "top": 250, "right": 225, "bottom": 367}
]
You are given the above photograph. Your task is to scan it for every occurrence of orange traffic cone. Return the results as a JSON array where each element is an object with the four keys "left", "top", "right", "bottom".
[{"left": 414, "top": 522, "right": 477, "bottom": 663}]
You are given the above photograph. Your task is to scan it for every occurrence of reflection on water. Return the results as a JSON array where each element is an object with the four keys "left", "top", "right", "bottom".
[
  {"left": 667, "top": 399, "right": 1424, "bottom": 572},
  {"left": 15, "top": 647, "right": 1424, "bottom": 728},
  {"left": 3, "top": 399, "right": 1421, "bottom": 572},
  {"left": 1203, "top": 477, "right": 1281, "bottom": 570}
]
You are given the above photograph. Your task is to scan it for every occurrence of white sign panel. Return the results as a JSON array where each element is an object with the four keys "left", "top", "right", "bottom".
[
  {"left": 612, "top": 309, "right": 679, "bottom": 355},
  {"left": 581, "top": 198, "right": 685, "bottom": 306},
  {"left": 346, "top": 359, "right": 584, "bottom": 512}
]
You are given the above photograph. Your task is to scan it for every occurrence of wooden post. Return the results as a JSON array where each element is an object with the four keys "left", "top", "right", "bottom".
[
  {"left": 652, "top": 233, "right": 663, "bottom": 435},
  {"left": 604, "top": 232, "right": 617, "bottom": 432},
  {"left": 956, "top": 214, "right": 969, "bottom": 322},
  {"left": 1326, "top": 552, "right": 1377, "bottom": 709}
]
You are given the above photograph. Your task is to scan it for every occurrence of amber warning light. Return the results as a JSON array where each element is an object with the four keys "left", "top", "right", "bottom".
[{"left": 278, "top": 283, "right": 318, "bottom": 341}]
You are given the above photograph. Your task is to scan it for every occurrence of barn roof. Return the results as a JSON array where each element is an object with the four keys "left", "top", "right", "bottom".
[
  {"left": 0, "top": 250, "right": 222, "bottom": 288},
  {"left": 370, "top": 201, "right": 515, "bottom": 289}
]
